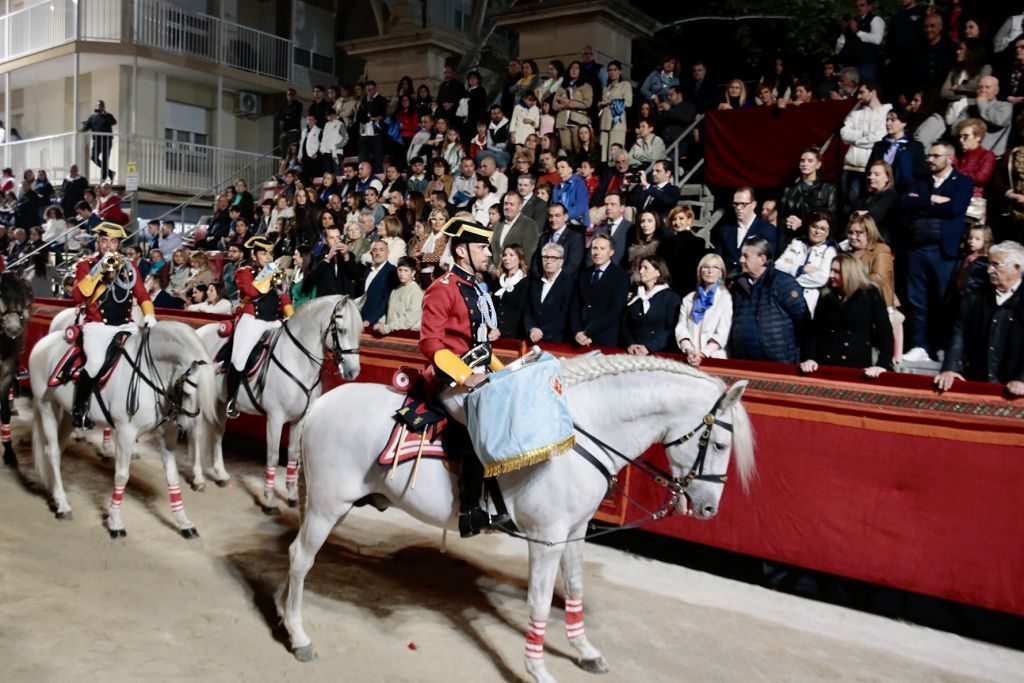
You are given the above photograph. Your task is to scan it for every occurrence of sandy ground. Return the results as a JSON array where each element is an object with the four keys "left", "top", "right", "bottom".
[{"left": 0, "top": 397, "right": 1021, "bottom": 683}]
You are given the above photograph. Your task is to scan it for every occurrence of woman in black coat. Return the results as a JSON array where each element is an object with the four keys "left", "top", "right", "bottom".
[
  {"left": 622, "top": 255, "right": 681, "bottom": 354},
  {"left": 800, "top": 252, "right": 894, "bottom": 376},
  {"left": 493, "top": 243, "right": 529, "bottom": 340},
  {"left": 849, "top": 160, "right": 898, "bottom": 243}
]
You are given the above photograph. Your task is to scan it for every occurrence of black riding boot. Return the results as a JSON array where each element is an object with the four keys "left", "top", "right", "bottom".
[
  {"left": 72, "top": 372, "right": 95, "bottom": 430},
  {"left": 225, "top": 366, "right": 242, "bottom": 419},
  {"left": 456, "top": 445, "right": 510, "bottom": 538}
]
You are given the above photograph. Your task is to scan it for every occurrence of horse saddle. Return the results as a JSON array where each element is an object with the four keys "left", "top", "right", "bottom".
[
  {"left": 215, "top": 329, "right": 274, "bottom": 378},
  {"left": 376, "top": 379, "right": 452, "bottom": 469},
  {"left": 48, "top": 328, "right": 128, "bottom": 388}
]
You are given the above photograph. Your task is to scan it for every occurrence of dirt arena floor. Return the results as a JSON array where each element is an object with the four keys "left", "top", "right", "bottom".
[{"left": 1, "top": 398, "right": 1022, "bottom": 683}]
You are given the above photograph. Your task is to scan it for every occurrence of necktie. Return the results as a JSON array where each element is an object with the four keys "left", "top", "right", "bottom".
[{"left": 591, "top": 268, "right": 602, "bottom": 285}]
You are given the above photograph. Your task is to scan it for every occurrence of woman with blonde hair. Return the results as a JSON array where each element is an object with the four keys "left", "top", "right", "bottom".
[
  {"left": 675, "top": 252, "right": 732, "bottom": 366},
  {"left": 800, "top": 253, "right": 893, "bottom": 377},
  {"left": 377, "top": 215, "right": 407, "bottom": 266},
  {"left": 186, "top": 250, "right": 217, "bottom": 289},
  {"left": 167, "top": 248, "right": 191, "bottom": 298},
  {"left": 718, "top": 79, "right": 750, "bottom": 110},
  {"left": 849, "top": 160, "right": 898, "bottom": 241},
  {"left": 841, "top": 213, "right": 895, "bottom": 308}
]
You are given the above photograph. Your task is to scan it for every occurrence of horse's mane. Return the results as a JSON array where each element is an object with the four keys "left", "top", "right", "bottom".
[
  {"left": 560, "top": 353, "right": 725, "bottom": 390},
  {"left": 291, "top": 294, "right": 346, "bottom": 324}
]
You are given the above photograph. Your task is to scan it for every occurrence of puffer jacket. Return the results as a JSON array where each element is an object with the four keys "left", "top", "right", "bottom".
[
  {"left": 729, "top": 266, "right": 809, "bottom": 363},
  {"left": 841, "top": 103, "right": 891, "bottom": 172}
]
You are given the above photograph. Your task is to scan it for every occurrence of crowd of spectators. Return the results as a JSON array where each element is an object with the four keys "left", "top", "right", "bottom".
[{"left": 3, "top": 1, "right": 1021, "bottom": 395}]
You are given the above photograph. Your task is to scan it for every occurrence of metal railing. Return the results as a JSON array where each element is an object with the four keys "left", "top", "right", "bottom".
[
  {"left": 644, "top": 113, "right": 704, "bottom": 187},
  {"left": 0, "top": 132, "right": 278, "bottom": 195},
  {"left": 0, "top": 0, "right": 292, "bottom": 81}
]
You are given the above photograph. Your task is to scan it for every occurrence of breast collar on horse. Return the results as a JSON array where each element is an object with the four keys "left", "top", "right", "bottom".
[
  {"left": 572, "top": 387, "right": 734, "bottom": 494},
  {"left": 243, "top": 298, "right": 358, "bottom": 415}
]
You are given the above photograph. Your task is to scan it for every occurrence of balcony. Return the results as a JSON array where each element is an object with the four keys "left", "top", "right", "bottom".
[
  {"left": 0, "top": 0, "right": 292, "bottom": 82},
  {"left": 0, "top": 131, "right": 278, "bottom": 195}
]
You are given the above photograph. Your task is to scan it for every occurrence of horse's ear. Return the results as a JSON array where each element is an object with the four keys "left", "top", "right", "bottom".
[
  {"left": 353, "top": 294, "right": 367, "bottom": 311},
  {"left": 720, "top": 380, "right": 748, "bottom": 412}
]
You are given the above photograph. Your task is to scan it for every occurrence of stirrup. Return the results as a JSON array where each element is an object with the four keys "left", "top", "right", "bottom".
[
  {"left": 225, "top": 399, "right": 240, "bottom": 419},
  {"left": 458, "top": 508, "right": 509, "bottom": 538},
  {"left": 72, "top": 412, "right": 95, "bottom": 430}
]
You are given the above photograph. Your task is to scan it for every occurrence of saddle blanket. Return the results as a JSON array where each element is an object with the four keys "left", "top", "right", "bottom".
[
  {"left": 47, "top": 330, "right": 122, "bottom": 388},
  {"left": 376, "top": 396, "right": 450, "bottom": 468}
]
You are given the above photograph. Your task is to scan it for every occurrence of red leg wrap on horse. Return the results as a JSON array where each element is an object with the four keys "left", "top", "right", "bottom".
[
  {"left": 110, "top": 485, "right": 126, "bottom": 510},
  {"left": 102, "top": 429, "right": 111, "bottom": 445},
  {"left": 264, "top": 466, "right": 276, "bottom": 490},
  {"left": 168, "top": 483, "right": 184, "bottom": 513},
  {"left": 525, "top": 619, "right": 546, "bottom": 660},
  {"left": 1, "top": 424, "right": 10, "bottom": 443},
  {"left": 565, "top": 598, "right": 585, "bottom": 639},
  {"left": 286, "top": 460, "right": 298, "bottom": 488}
]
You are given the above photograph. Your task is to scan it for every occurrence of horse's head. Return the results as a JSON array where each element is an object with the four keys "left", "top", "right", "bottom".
[
  {"left": 0, "top": 272, "right": 33, "bottom": 340},
  {"left": 664, "top": 380, "right": 754, "bottom": 520},
  {"left": 324, "top": 296, "right": 361, "bottom": 381}
]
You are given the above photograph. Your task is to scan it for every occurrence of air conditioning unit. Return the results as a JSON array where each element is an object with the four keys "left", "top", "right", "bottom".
[{"left": 234, "top": 91, "right": 261, "bottom": 118}]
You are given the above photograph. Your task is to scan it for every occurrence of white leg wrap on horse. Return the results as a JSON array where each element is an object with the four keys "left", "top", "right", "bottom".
[
  {"left": 168, "top": 483, "right": 184, "bottom": 513},
  {"left": 565, "top": 598, "right": 585, "bottom": 639},
  {"left": 525, "top": 619, "right": 546, "bottom": 660},
  {"left": 110, "top": 484, "right": 126, "bottom": 510}
]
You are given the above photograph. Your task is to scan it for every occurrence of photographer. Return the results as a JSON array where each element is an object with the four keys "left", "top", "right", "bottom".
[
  {"left": 628, "top": 159, "right": 680, "bottom": 221},
  {"left": 306, "top": 225, "right": 363, "bottom": 297}
]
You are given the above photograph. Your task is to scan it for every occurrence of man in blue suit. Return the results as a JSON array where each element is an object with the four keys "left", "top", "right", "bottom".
[
  {"left": 570, "top": 234, "right": 630, "bottom": 348},
  {"left": 898, "top": 141, "right": 974, "bottom": 361},
  {"left": 531, "top": 202, "right": 585, "bottom": 278},
  {"left": 360, "top": 240, "right": 397, "bottom": 327},
  {"left": 524, "top": 242, "right": 575, "bottom": 344},
  {"left": 715, "top": 186, "right": 779, "bottom": 279}
]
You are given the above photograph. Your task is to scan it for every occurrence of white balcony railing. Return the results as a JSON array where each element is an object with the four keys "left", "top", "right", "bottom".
[
  {"left": 0, "top": 0, "right": 292, "bottom": 82},
  {"left": 0, "top": 132, "right": 278, "bottom": 196}
]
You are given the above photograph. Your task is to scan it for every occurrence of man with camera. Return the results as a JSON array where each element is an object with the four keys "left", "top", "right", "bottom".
[
  {"left": 628, "top": 159, "right": 680, "bottom": 221},
  {"left": 306, "top": 225, "right": 364, "bottom": 298}
]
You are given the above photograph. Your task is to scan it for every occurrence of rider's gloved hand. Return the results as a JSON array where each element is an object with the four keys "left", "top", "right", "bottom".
[{"left": 142, "top": 314, "right": 157, "bottom": 328}]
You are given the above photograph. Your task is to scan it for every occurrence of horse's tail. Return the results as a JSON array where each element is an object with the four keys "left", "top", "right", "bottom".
[
  {"left": 28, "top": 340, "right": 55, "bottom": 490},
  {"left": 731, "top": 401, "right": 757, "bottom": 494}
]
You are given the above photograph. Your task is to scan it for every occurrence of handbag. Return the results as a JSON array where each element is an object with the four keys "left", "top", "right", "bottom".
[
  {"left": 456, "top": 97, "right": 470, "bottom": 119},
  {"left": 966, "top": 196, "right": 987, "bottom": 224}
]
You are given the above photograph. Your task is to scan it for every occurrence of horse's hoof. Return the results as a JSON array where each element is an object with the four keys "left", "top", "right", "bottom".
[
  {"left": 292, "top": 645, "right": 318, "bottom": 662},
  {"left": 108, "top": 528, "right": 127, "bottom": 539},
  {"left": 214, "top": 478, "right": 230, "bottom": 488},
  {"left": 3, "top": 452, "right": 16, "bottom": 466},
  {"left": 55, "top": 510, "right": 73, "bottom": 521},
  {"left": 578, "top": 657, "right": 609, "bottom": 674},
  {"left": 191, "top": 482, "right": 206, "bottom": 493},
  {"left": 261, "top": 505, "right": 281, "bottom": 516},
  {"left": 287, "top": 498, "right": 299, "bottom": 508},
  {"left": 179, "top": 527, "right": 200, "bottom": 540}
]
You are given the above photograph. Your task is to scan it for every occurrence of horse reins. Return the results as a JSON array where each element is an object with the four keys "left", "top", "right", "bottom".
[
  {"left": 113, "top": 328, "right": 206, "bottom": 423},
  {"left": 492, "top": 388, "right": 735, "bottom": 548}
]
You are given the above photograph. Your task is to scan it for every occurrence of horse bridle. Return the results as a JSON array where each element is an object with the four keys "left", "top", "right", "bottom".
[
  {"left": 574, "top": 387, "right": 734, "bottom": 499},
  {"left": 110, "top": 329, "right": 206, "bottom": 424},
  {"left": 282, "top": 298, "right": 359, "bottom": 368},
  {"left": 0, "top": 305, "right": 27, "bottom": 338}
]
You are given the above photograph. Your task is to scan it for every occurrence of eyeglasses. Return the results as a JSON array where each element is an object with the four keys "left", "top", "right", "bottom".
[
  {"left": 732, "top": 201, "right": 753, "bottom": 207},
  {"left": 926, "top": 153, "right": 950, "bottom": 158},
  {"left": 541, "top": 255, "right": 563, "bottom": 261}
]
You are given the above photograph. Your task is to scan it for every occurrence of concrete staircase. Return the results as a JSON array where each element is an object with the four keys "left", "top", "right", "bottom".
[{"left": 680, "top": 182, "right": 721, "bottom": 247}]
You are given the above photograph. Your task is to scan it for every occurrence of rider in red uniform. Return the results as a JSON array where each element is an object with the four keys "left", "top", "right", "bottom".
[
  {"left": 71, "top": 221, "right": 155, "bottom": 428},
  {"left": 419, "top": 216, "right": 507, "bottom": 537},
  {"left": 225, "top": 234, "right": 294, "bottom": 417}
]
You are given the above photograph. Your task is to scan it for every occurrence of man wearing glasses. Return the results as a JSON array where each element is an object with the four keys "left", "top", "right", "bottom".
[
  {"left": 899, "top": 142, "right": 973, "bottom": 362},
  {"left": 936, "top": 240, "right": 1024, "bottom": 395},
  {"left": 715, "top": 186, "right": 779, "bottom": 278},
  {"left": 524, "top": 243, "right": 574, "bottom": 344}
]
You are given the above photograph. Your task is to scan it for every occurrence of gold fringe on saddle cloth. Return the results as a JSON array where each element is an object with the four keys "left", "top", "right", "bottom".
[{"left": 482, "top": 434, "right": 576, "bottom": 478}]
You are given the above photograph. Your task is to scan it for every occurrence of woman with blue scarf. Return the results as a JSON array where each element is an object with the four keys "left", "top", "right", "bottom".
[
  {"left": 598, "top": 61, "right": 633, "bottom": 163},
  {"left": 675, "top": 253, "right": 733, "bottom": 366}
]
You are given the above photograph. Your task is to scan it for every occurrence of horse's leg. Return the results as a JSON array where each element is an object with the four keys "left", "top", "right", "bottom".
[
  {"left": 560, "top": 532, "right": 608, "bottom": 673},
  {"left": 284, "top": 415, "right": 304, "bottom": 508},
  {"left": 100, "top": 428, "right": 113, "bottom": 460},
  {"left": 524, "top": 539, "right": 567, "bottom": 683},
  {"left": 279, "top": 502, "right": 353, "bottom": 661},
  {"left": 208, "top": 411, "right": 230, "bottom": 486},
  {"left": 1, "top": 385, "right": 15, "bottom": 465},
  {"left": 261, "top": 414, "right": 285, "bottom": 514},
  {"left": 155, "top": 432, "right": 199, "bottom": 539},
  {"left": 188, "top": 422, "right": 207, "bottom": 492},
  {"left": 106, "top": 425, "right": 136, "bottom": 538},
  {"left": 35, "top": 400, "right": 73, "bottom": 519}
]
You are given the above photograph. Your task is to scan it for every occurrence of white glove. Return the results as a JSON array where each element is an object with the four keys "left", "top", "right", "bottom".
[{"left": 143, "top": 314, "right": 157, "bottom": 328}]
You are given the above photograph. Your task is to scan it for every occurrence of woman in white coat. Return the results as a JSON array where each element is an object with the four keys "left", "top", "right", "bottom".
[
  {"left": 675, "top": 253, "right": 732, "bottom": 366},
  {"left": 774, "top": 209, "right": 838, "bottom": 316}
]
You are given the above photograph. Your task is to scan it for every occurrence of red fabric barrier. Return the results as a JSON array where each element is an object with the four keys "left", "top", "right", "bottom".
[
  {"left": 22, "top": 304, "right": 1024, "bottom": 616},
  {"left": 704, "top": 101, "right": 855, "bottom": 188}
]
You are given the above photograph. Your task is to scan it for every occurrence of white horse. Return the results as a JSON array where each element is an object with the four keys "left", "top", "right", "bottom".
[
  {"left": 279, "top": 353, "right": 755, "bottom": 682},
  {"left": 196, "top": 295, "right": 362, "bottom": 513},
  {"left": 30, "top": 320, "right": 219, "bottom": 538}
]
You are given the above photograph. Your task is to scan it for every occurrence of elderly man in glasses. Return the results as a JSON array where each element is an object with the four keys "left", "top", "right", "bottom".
[{"left": 714, "top": 186, "right": 779, "bottom": 279}]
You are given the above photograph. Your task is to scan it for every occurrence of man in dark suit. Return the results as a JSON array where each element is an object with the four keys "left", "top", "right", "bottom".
[
  {"left": 570, "top": 234, "right": 630, "bottom": 348},
  {"left": 588, "top": 191, "right": 631, "bottom": 268},
  {"left": 936, "top": 240, "right": 1024, "bottom": 396},
  {"left": 715, "top": 186, "right": 779, "bottom": 278},
  {"left": 628, "top": 159, "right": 681, "bottom": 220},
  {"left": 524, "top": 242, "right": 575, "bottom": 344},
  {"left": 360, "top": 240, "right": 398, "bottom": 327},
  {"left": 307, "top": 226, "right": 364, "bottom": 298},
  {"left": 518, "top": 173, "right": 548, "bottom": 228},
  {"left": 898, "top": 141, "right": 974, "bottom": 361},
  {"left": 145, "top": 274, "right": 184, "bottom": 310},
  {"left": 489, "top": 191, "right": 540, "bottom": 273},
  {"left": 532, "top": 203, "right": 585, "bottom": 278}
]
